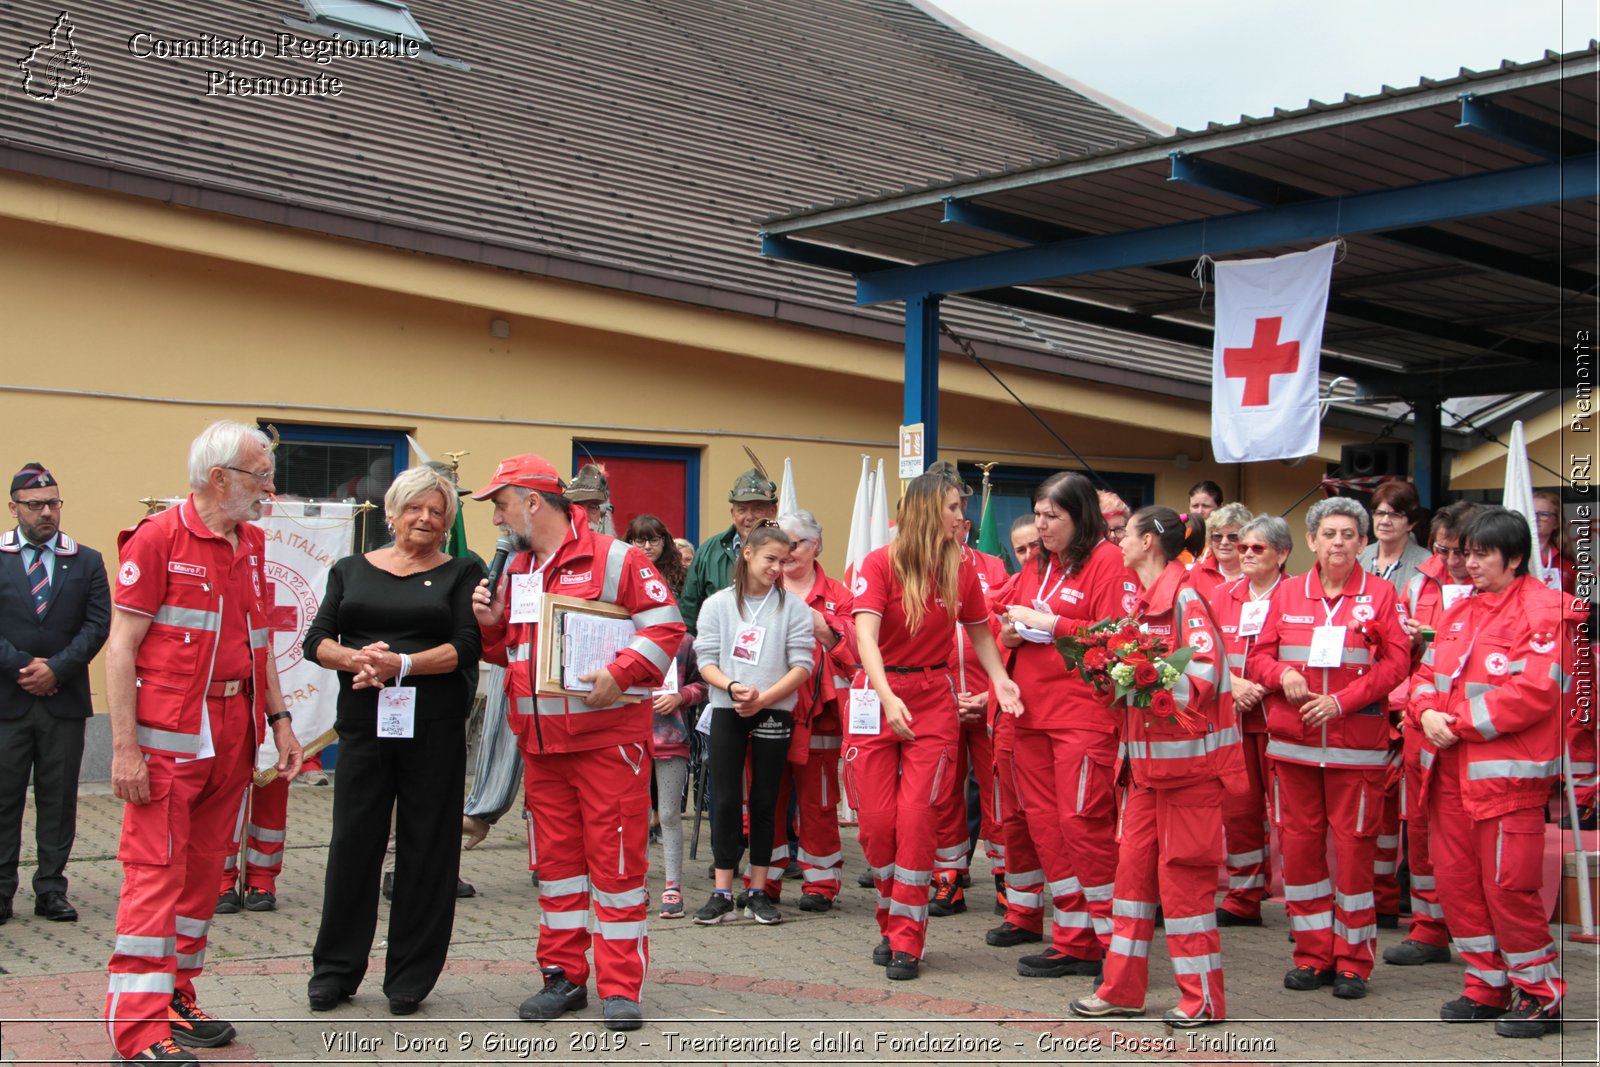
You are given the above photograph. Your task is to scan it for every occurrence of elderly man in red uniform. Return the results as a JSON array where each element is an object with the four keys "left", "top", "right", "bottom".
[
  {"left": 1409, "top": 507, "right": 1579, "bottom": 1039},
  {"left": 472, "top": 454, "right": 684, "bottom": 1032},
  {"left": 104, "top": 421, "right": 302, "bottom": 1064}
]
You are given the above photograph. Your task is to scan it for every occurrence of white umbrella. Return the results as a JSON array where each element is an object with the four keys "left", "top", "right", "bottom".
[
  {"left": 1503, "top": 420, "right": 1546, "bottom": 584},
  {"left": 778, "top": 457, "right": 799, "bottom": 516},
  {"left": 843, "top": 455, "right": 874, "bottom": 581},
  {"left": 869, "top": 458, "right": 891, "bottom": 549},
  {"left": 406, "top": 434, "right": 433, "bottom": 466}
]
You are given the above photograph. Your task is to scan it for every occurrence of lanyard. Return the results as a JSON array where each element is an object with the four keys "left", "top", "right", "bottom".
[
  {"left": 1249, "top": 575, "right": 1282, "bottom": 603},
  {"left": 743, "top": 584, "right": 777, "bottom": 623},
  {"left": 1308, "top": 568, "right": 1363, "bottom": 627},
  {"left": 1038, "top": 558, "right": 1071, "bottom": 606}
]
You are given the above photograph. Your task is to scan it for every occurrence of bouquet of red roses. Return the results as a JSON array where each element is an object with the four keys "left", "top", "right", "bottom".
[{"left": 1056, "top": 617, "right": 1201, "bottom": 728}]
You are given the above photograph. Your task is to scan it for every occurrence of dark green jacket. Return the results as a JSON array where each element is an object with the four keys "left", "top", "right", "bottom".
[{"left": 678, "top": 524, "right": 738, "bottom": 635}]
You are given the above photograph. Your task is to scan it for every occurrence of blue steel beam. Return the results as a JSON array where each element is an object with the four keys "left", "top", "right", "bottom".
[
  {"left": 904, "top": 295, "right": 941, "bottom": 465},
  {"left": 858, "top": 153, "right": 1598, "bottom": 305},
  {"left": 1458, "top": 93, "right": 1594, "bottom": 160},
  {"left": 942, "top": 197, "right": 1086, "bottom": 243},
  {"left": 1167, "top": 152, "right": 1310, "bottom": 205}
]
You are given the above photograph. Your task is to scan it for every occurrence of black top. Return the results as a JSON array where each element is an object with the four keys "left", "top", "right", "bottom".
[{"left": 303, "top": 554, "right": 483, "bottom": 726}]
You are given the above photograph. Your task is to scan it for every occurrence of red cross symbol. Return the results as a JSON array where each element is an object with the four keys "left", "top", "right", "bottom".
[
  {"left": 1223, "top": 316, "right": 1300, "bottom": 406},
  {"left": 265, "top": 580, "right": 299, "bottom": 634}
]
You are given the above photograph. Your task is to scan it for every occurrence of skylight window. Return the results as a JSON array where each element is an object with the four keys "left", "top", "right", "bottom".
[{"left": 303, "top": 0, "right": 431, "bottom": 45}]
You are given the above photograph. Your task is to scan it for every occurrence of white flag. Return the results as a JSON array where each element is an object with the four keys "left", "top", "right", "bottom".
[{"left": 1210, "top": 242, "right": 1336, "bottom": 463}]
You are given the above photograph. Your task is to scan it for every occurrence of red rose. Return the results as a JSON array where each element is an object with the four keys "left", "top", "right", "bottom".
[
  {"left": 1119, "top": 625, "right": 1142, "bottom": 643},
  {"left": 1150, "top": 689, "right": 1177, "bottom": 718},
  {"left": 1134, "top": 662, "right": 1159, "bottom": 687},
  {"left": 1083, "top": 647, "right": 1111, "bottom": 671},
  {"left": 1123, "top": 652, "right": 1149, "bottom": 667}
]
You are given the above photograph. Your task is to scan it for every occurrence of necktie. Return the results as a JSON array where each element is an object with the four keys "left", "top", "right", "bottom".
[{"left": 26, "top": 544, "right": 50, "bottom": 618}]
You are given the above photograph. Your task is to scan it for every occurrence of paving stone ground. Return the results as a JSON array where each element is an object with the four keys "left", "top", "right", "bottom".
[{"left": 1, "top": 780, "right": 1595, "bottom": 1066}]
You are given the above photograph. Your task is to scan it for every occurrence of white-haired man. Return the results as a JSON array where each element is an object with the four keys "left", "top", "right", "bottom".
[{"left": 103, "top": 420, "right": 301, "bottom": 1063}]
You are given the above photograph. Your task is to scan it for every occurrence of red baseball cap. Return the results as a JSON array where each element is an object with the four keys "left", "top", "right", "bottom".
[{"left": 471, "top": 454, "right": 564, "bottom": 500}]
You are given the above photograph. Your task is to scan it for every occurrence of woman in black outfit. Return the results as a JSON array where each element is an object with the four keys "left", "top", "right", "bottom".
[{"left": 304, "top": 465, "right": 482, "bottom": 1016}]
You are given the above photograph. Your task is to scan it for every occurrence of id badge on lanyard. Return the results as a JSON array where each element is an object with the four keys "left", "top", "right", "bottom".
[
  {"left": 1238, "top": 600, "right": 1269, "bottom": 638},
  {"left": 377, "top": 687, "right": 417, "bottom": 739},
  {"left": 848, "top": 687, "right": 881, "bottom": 735},
  {"left": 509, "top": 572, "right": 544, "bottom": 623}
]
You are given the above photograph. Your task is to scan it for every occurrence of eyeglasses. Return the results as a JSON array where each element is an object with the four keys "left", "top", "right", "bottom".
[
  {"left": 1210, "top": 531, "right": 1240, "bottom": 544},
  {"left": 11, "top": 498, "right": 62, "bottom": 512},
  {"left": 1105, "top": 525, "right": 1127, "bottom": 541},
  {"left": 1372, "top": 509, "right": 1404, "bottom": 520},
  {"left": 630, "top": 537, "right": 662, "bottom": 548},
  {"left": 1534, "top": 511, "right": 1557, "bottom": 520},
  {"left": 224, "top": 466, "right": 274, "bottom": 483},
  {"left": 1238, "top": 543, "right": 1272, "bottom": 556},
  {"left": 1433, "top": 544, "right": 1466, "bottom": 559}
]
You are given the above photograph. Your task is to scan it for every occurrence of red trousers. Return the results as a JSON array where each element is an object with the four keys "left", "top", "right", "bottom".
[
  {"left": 523, "top": 743, "right": 651, "bottom": 1000},
  {"left": 1429, "top": 751, "right": 1565, "bottom": 1010},
  {"left": 1219, "top": 732, "right": 1272, "bottom": 919},
  {"left": 219, "top": 776, "right": 287, "bottom": 895},
  {"left": 1271, "top": 759, "right": 1384, "bottom": 980},
  {"left": 1098, "top": 780, "right": 1227, "bottom": 1019},
  {"left": 842, "top": 672, "right": 959, "bottom": 959},
  {"left": 992, "top": 719, "right": 1042, "bottom": 931},
  {"left": 1013, "top": 726, "right": 1118, "bottom": 959},
  {"left": 106, "top": 693, "right": 253, "bottom": 1057},
  {"left": 933, "top": 717, "right": 999, "bottom": 875},
  {"left": 1398, "top": 732, "right": 1448, "bottom": 946},
  {"left": 1373, "top": 756, "right": 1402, "bottom": 916}
]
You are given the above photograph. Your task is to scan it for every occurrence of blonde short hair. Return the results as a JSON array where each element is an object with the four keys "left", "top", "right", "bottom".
[
  {"left": 384, "top": 465, "right": 459, "bottom": 528},
  {"left": 1206, "top": 502, "right": 1253, "bottom": 534}
]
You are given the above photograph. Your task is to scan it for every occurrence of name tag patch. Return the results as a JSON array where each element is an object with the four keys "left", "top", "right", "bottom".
[
  {"left": 168, "top": 562, "right": 207, "bottom": 578},
  {"left": 559, "top": 571, "right": 592, "bottom": 585}
]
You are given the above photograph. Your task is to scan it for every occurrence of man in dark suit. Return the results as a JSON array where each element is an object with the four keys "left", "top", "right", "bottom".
[{"left": 0, "top": 462, "right": 110, "bottom": 924}]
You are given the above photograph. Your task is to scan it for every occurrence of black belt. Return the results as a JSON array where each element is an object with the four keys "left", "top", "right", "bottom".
[{"left": 883, "top": 663, "right": 947, "bottom": 674}]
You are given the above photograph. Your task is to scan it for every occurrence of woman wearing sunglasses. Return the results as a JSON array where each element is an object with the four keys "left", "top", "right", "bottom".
[{"left": 1189, "top": 503, "right": 1252, "bottom": 602}]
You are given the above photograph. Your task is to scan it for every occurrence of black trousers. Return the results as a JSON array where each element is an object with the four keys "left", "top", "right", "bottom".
[
  {"left": 708, "top": 705, "right": 792, "bottom": 871},
  {"left": 311, "top": 715, "right": 465, "bottom": 1000},
  {"left": 0, "top": 701, "right": 84, "bottom": 900}
]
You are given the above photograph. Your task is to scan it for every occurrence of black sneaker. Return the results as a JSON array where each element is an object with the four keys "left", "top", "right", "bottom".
[
  {"left": 1331, "top": 971, "right": 1367, "bottom": 999},
  {"left": 1215, "top": 907, "right": 1262, "bottom": 927},
  {"left": 213, "top": 889, "right": 241, "bottom": 915},
  {"left": 797, "top": 892, "right": 832, "bottom": 913},
  {"left": 857, "top": 869, "right": 875, "bottom": 888},
  {"left": 985, "top": 922, "right": 1043, "bottom": 947},
  {"left": 381, "top": 871, "right": 395, "bottom": 901},
  {"left": 1283, "top": 965, "right": 1334, "bottom": 991},
  {"left": 118, "top": 1038, "right": 197, "bottom": 1063},
  {"left": 518, "top": 970, "right": 587, "bottom": 1020},
  {"left": 693, "top": 893, "right": 737, "bottom": 925},
  {"left": 167, "top": 992, "right": 236, "bottom": 1048},
  {"left": 784, "top": 860, "right": 803, "bottom": 880},
  {"left": 601, "top": 996, "right": 643, "bottom": 1032},
  {"left": 1494, "top": 993, "right": 1561, "bottom": 1038},
  {"left": 745, "top": 890, "right": 783, "bottom": 925},
  {"left": 242, "top": 887, "right": 276, "bottom": 912},
  {"left": 1383, "top": 939, "right": 1451, "bottom": 966},
  {"left": 1017, "top": 948, "right": 1101, "bottom": 978},
  {"left": 1440, "top": 995, "right": 1508, "bottom": 1023},
  {"left": 886, "top": 950, "right": 919, "bottom": 980},
  {"left": 456, "top": 879, "right": 476, "bottom": 899},
  {"left": 928, "top": 874, "right": 966, "bottom": 917},
  {"left": 871, "top": 936, "right": 891, "bottom": 966}
]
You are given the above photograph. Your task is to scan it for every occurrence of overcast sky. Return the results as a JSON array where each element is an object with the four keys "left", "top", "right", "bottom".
[{"left": 928, "top": 0, "right": 1596, "bottom": 131}]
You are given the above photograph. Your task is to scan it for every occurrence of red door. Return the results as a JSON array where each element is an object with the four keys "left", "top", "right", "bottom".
[{"left": 576, "top": 449, "right": 695, "bottom": 543}]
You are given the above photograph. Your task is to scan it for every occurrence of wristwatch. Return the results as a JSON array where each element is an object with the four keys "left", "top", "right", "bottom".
[{"left": 266, "top": 711, "right": 292, "bottom": 726}]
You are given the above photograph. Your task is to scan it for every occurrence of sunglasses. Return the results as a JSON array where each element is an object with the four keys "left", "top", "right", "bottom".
[
  {"left": 1433, "top": 544, "right": 1466, "bottom": 559},
  {"left": 1210, "top": 532, "right": 1240, "bottom": 544},
  {"left": 1237, "top": 543, "right": 1272, "bottom": 556}
]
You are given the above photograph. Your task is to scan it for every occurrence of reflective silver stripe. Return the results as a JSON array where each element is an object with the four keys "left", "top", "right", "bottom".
[
  {"left": 114, "top": 935, "right": 175, "bottom": 959},
  {"left": 1411, "top": 899, "right": 1445, "bottom": 919},
  {"left": 153, "top": 605, "right": 220, "bottom": 631},
  {"left": 1454, "top": 935, "right": 1500, "bottom": 954},
  {"left": 1165, "top": 914, "right": 1217, "bottom": 935},
  {"left": 1411, "top": 874, "right": 1436, "bottom": 891},
  {"left": 1335, "top": 920, "right": 1377, "bottom": 944},
  {"left": 797, "top": 848, "right": 843, "bottom": 867},
  {"left": 887, "top": 899, "right": 928, "bottom": 922},
  {"left": 870, "top": 863, "right": 895, "bottom": 880},
  {"left": 1284, "top": 879, "right": 1333, "bottom": 901},
  {"left": 1419, "top": 748, "right": 1436, "bottom": 771},
  {"left": 1110, "top": 935, "right": 1149, "bottom": 958},
  {"left": 1506, "top": 658, "right": 1527, "bottom": 674},
  {"left": 1468, "top": 757, "right": 1562, "bottom": 780},
  {"left": 540, "top": 875, "right": 591, "bottom": 897},
  {"left": 507, "top": 643, "right": 532, "bottom": 664},
  {"left": 1052, "top": 909, "right": 1092, "bottom": 928},
  {"left": 1373, "top": 861, "right": 1396, "bottom": 875},
  {"left": 1048, "top": 876, "right": 1082, "bottom": 897},
  {"left": 1171, "top": 952, "right": 1223, "bottom": 975},
  {"left": 222, "top": 856, "right": 237, "bottom": 871},
  {"left": 1420, "top": 646, "right": 1435, "bottom": 667},
  {"left": 248, "top": 626, "right": 269, "bottom": 650},
  {"left": 515, "top": 695, "right": 618, "bottom": 716},
  {"left": 1227, "top": 653, "right": 1246, "bottom": 669},
  {"left": 1091, "top": 914, "right": 1113, "bottom": 935},
  {"left": 1468, "top": 693, "right": 1497, "bottom": 739},
  {"left": 596, "top": 919, "right": 646, "bottom": 940},
  {"left": 592, "top": 887, "right": 647, "bottom": 909},
  {"left": 1279, "top": 645, "right": 1315, "bottom": 661},
  {"left": 1503, "top": 944, "right": 1557, "bottom": 966},
  {"left": 625, "top": 635, "right": 672, "bottom": 672},
  {"left": 246, "top": 824, "right": 286, "bottom": 843},
  {"left": 599, "top": 539, "right": 630, "bottom": 604},
  {"left": 1465, "top": 966, "right": 1508, "bottom": 986},
  {"left": 1113, "top": 899, "right": 1158, "bottom": 919},
  {"left": 1267, "top": 739, "right": 1389, "bottom": 767},
  {"left": 1006, "top": 890, "right": 1043, "bottom": 908},
  {"left": 137, "top": 724, "right": 201, "bottom": 755},
  {"left": 631, "top": 605, "right": 680, "bottom": 629},
  {"left": 1185, "top": 660, "right": 1219, "bottom": 685},
  {"left": 539, "top": 910, "right": 590, "bottom": 930},
  {"left": 894, "top": 868, "right": 932, "bottom": 887},
  {"left": 1512, "top": 961, "right": 1562, "bottom": 984},
  {"left": 1552, "top": 664, "right": 1572, "bottom": 691},
  {"left": 1007, "top": 868, "right": 1044, "bottom": 885},
  {"left": 1132, "top": 726, "right": 1243, "bottom": 762},
  {"left": 801, "top": 869, "right": 837, "bottom": 883},
  {"left": 1336, "top": 890, "right": 1375, "bottom": 912},
  {"left": 176, "top": 949, "right": 205, "bottom": 970},
  {"left": 934, "top": 843, "right": 968, "bottom": 862},
  {"left": 108, "top": 972, "right": 175, "bottom": 995},
  {"left": 1227, "top": 849, "right": 1265, "bottom": 866},
  {"left": 1290, "top": 912, "right": 1334, "bottom": 931},
  {"left": 245, "top": 848, "right": 281, "bottom": 868},
  {"left": 1342, "top": 648, "right": 1372, "bottom": 666},
  {"left": 1171, "top": 674, "right": 1192, "bottom": 707},
  {"left": 1229, "top": 874, "right": 1266, "bottom": 889},
  {"left": 174, "top": 915, "right": 211, "bottom": 938},
  {"left": 1376, "top": 835, "right": 1399, "bottom": 849},
  {"left": 1081, "top": 882, "right": 1114, "bottom": 903},
  {"left": 810, "top": 734, "right": 842, "bottom": 750}
]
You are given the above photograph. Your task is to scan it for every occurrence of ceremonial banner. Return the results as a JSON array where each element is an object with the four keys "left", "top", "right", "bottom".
[
  {"left": 254, "top": 501, "right": 357, "bottom": 773},
  {"left": 1210, "top": 242, "right": 1336, "bottom": 463}
]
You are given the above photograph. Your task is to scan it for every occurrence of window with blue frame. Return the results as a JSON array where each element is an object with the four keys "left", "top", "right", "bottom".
[
  {"left": 264, "top": 423, "right": 407, "bottom": 552},
  {"left": 950, "top": 461, "right": 1154, "bottom": 572}
]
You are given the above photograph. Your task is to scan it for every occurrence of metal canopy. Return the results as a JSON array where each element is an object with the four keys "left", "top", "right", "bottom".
[{"left": 759, "top": 46, "right": 1597, "bottom": 480}]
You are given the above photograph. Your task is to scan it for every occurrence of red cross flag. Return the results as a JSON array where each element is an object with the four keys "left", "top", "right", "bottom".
[{"left": 1210, "top": 242, "right": 1336, "bottom": 463}]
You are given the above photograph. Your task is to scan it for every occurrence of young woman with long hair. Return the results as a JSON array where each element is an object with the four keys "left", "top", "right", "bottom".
[{"left": 847, "top": 473, "right": 1022, "bottom": 980}]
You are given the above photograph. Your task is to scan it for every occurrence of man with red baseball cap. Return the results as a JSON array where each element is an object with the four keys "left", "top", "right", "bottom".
[{"left": 471, "top": 454, "right": 684, "bottom": 1032}]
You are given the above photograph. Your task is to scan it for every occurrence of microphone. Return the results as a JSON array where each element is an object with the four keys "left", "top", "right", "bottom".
[{"left": 485, "top": 535, "right": 514, "bottom": 591}]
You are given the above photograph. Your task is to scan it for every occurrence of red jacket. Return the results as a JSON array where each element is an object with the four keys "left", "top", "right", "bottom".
[
  {"left": 1407, "top": 575, "right": 1582, "bottom": 819},
  {"left": 481, "top": 521, "right": 685, "bottom": 754},
  {"left": 114, "top": 498, "right": 271, "bottom": 758},
  {"left": 1211, "top": 573, "right": 1285, "bottom": 735},
  {"left": 1008, "top": 539, "right": 1138, "bottom": 734},
  {"left": 1186, "top": 553, "right": 1240, "bottom": 605},
  {"left": 1245, "top": 566, "right": 1409, "bottom": 769},
  {"left": 1118, "top": 563, "right": 1243, "bottom": 790},
  {"left": 790, "top": 564, "right": 854, "bottom": 740}
]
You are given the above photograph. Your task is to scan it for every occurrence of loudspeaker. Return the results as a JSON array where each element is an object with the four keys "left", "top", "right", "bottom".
[{"left": 1340, "top": 443, "right": 1410, "bottom": 479}]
